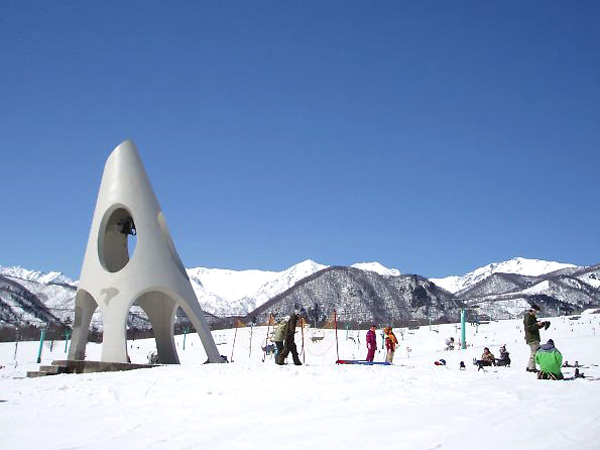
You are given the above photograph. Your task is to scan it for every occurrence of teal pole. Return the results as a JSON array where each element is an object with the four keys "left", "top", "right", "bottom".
[
  {"left": 461, "top": 309, "right": 467, "bottom": 349},
  {"left": 183, "top": 327, "right": 188, "bottom": 350},
  {"left": 36, "top": 328, "right": 46, "bottom": 363},
  {"left": 64, "top": 330, "right": 71, "bottom": 353}
]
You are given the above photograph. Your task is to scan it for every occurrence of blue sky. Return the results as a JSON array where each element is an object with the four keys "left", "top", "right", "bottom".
[{"left": 1, "top": 1, "right": 599, "bottom": 279}]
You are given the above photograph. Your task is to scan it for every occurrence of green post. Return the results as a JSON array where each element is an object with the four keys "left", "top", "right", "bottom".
[
  {"left": 182, "top": 326, "right": 188, "bottom": 350},
  {"left": 36, "top": 328, "right": 47, "bottom": 363},
  {"left": 461, "top": 308, "right": 467, "bottom": 349},
  {"left": 64, "top": 329, "right": 71, "bottom": 353}
]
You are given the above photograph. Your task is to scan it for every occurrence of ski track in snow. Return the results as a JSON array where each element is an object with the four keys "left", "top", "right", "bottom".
[{"left": 1, "top": 315, "right": 600, "bottom": 449}]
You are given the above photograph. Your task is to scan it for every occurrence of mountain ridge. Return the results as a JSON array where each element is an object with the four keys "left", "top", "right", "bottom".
[{"left": 1, "top": 257, "right": 599, "bottom": 333}]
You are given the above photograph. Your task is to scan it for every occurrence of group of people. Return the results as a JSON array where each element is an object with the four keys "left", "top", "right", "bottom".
[
  {"left": 271, "top": 302, "right": 567, "bottom": 379},
  {"left": 366, "top": 325, "right": 398, "bottom": 363},
  {"left": 474, "top": 344, "right": 511, "bottom": 370},
  {"left": 471, "top": 303, "right": 564, "bottom": 379},
  {"left": 272, "top": 308, "right": 303, "bottom": 366},
  {"left": 524, "top": 303, "right": 564, "bottom": 380}
]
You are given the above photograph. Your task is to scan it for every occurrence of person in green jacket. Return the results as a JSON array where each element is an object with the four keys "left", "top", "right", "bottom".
[
  {"left": 535, "top": 339, "right": 564, "bottom": 380},
  {"left": 523, "top": 304, "right": 550, "bottom": 372}
]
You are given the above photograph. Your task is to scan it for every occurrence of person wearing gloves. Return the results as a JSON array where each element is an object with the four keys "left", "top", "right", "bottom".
[{"left": 523, "top": 304, "right": 550, "bottom": 372}]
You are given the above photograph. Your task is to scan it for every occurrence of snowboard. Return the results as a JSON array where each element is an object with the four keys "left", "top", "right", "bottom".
[{"left": 336, "top": 359, "right": 392, "bottom": 365}]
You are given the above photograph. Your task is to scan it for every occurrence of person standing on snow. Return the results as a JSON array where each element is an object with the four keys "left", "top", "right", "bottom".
[
  {"left": 276, "top": 308, "right": 302, "bottom": 366},
  {"left": 535, "top": 339, "right": 564, "bottom": 380},
  {"left": 523, "top": 304, "right": 550, "bottom": 372},
  {"left": 272, "top": 316, "right": 288, "bottom": 363},
  {"left": 384, "top": 327, "right": 398, "bottom": 363},
  {"left": 366, "top": 325, "right": 377, "bottom": 362}
]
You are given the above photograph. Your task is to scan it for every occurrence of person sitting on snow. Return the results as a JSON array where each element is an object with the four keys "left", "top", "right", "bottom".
[
  {"left": 535, "top": 339, "right": 564, "bottom": 380},
  {"left": 496, "top": 345, "right": 511, "bottom": 367},
  {"left": 445, "top": 337, "right": 455, "bottom": 350},
  {"left": 475, "top": 347, "right": 496, "bottom": 370}
]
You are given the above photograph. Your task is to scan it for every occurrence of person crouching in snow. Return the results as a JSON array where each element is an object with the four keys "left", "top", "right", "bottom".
[
  {"left": 535, "top": 339, "right": 564, "bottom": 380},
  {"left": 384, "top": 327, "right": 398, "bottom": 363},
  {"left": 366, "top": 325, "right": 377, "bottom": 362}
]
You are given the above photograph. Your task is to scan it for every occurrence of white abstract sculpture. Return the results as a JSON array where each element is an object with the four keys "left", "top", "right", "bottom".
[{"left": 69, "top": 140, "right": 223, "bottom": 364}]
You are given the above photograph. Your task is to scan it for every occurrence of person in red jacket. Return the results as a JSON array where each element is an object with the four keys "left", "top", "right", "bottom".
[{"left": 366, "top": 325, "right": 377, "bottom": 362}]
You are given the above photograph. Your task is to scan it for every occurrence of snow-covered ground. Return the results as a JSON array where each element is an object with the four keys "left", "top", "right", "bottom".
[{"left": 1, "top": 313, "right": 599, "bottom": 450}]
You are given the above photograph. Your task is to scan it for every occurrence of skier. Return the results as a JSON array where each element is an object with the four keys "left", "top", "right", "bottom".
[
  {"left": 366, "top": 325, "right": 377, "bottom": 362},
  {"left": 384, "top": 327, "right": 398, "bottom": 363},
  {"left": 276, "top": 309, "right": 302, "bottom": 366},
  {"left": 523, "top": 304, "right": 550, "bottom": 373},
  {"left": 445, "top": 337, "right": 455, "bottom": 350},
  {"left": 535, "top": 339, "right": 564, "bottom": 380}
]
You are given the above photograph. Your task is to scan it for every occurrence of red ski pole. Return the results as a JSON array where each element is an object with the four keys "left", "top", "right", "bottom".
[{"left": 334, "top": 309, "right": 340, "bottom": 364}]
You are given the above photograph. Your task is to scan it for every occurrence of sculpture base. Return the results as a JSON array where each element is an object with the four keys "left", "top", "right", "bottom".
[{"left": 26, "top": 359, "right": 159, "bottom": 377}]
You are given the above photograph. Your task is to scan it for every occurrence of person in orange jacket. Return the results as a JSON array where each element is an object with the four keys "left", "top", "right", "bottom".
[{"left": 384, "top": 326, "right": 398, "bottom": 363}]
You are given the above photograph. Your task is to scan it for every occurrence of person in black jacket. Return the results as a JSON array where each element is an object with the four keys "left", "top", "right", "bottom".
[{"left": 275, "top": 309, "right": 303, "bottom": 366}]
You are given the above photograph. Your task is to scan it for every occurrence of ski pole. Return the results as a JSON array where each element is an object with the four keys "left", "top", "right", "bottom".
[
  {"left": 262, "top": 316, "right": 271, "bottom": 362},
  {"left": 334, "top": 309, "right": 339, "bottom": 363},
  {"left": 230, "top": 322, "right": 238, "bottom": 363},
  {"left": 249, "top": 323, "right": 253, "bottom": 358},
  {"left": 301, "top": 318, "right": 305, "bottom": 364}
]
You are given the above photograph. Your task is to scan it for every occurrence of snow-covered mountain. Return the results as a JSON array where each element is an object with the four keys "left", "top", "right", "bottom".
[
  {"left": 351, "top": 262, "right": 401, "bottom": 277},
  {"left": 2, "top": 257, "right": 599, "bottom": 333},
  {"left": 431, "top": 257, "right": 576, "bottom": 294},
  {"left": 187, "top": 259, "right": 328, "bottom": 316},
  {"left": 0, "top": 265, "right": 76, "bottom": 286}
]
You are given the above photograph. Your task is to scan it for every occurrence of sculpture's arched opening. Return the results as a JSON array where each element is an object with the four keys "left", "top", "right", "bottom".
[
  {"left": 134, "top": 290, "right": 180, "bottom": 364},
  {"left": 125, "top": 304, "right": 158, "bottom": 364},
  {"left": 98, "top": 206, "right": 137, "bottom": 273}
]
